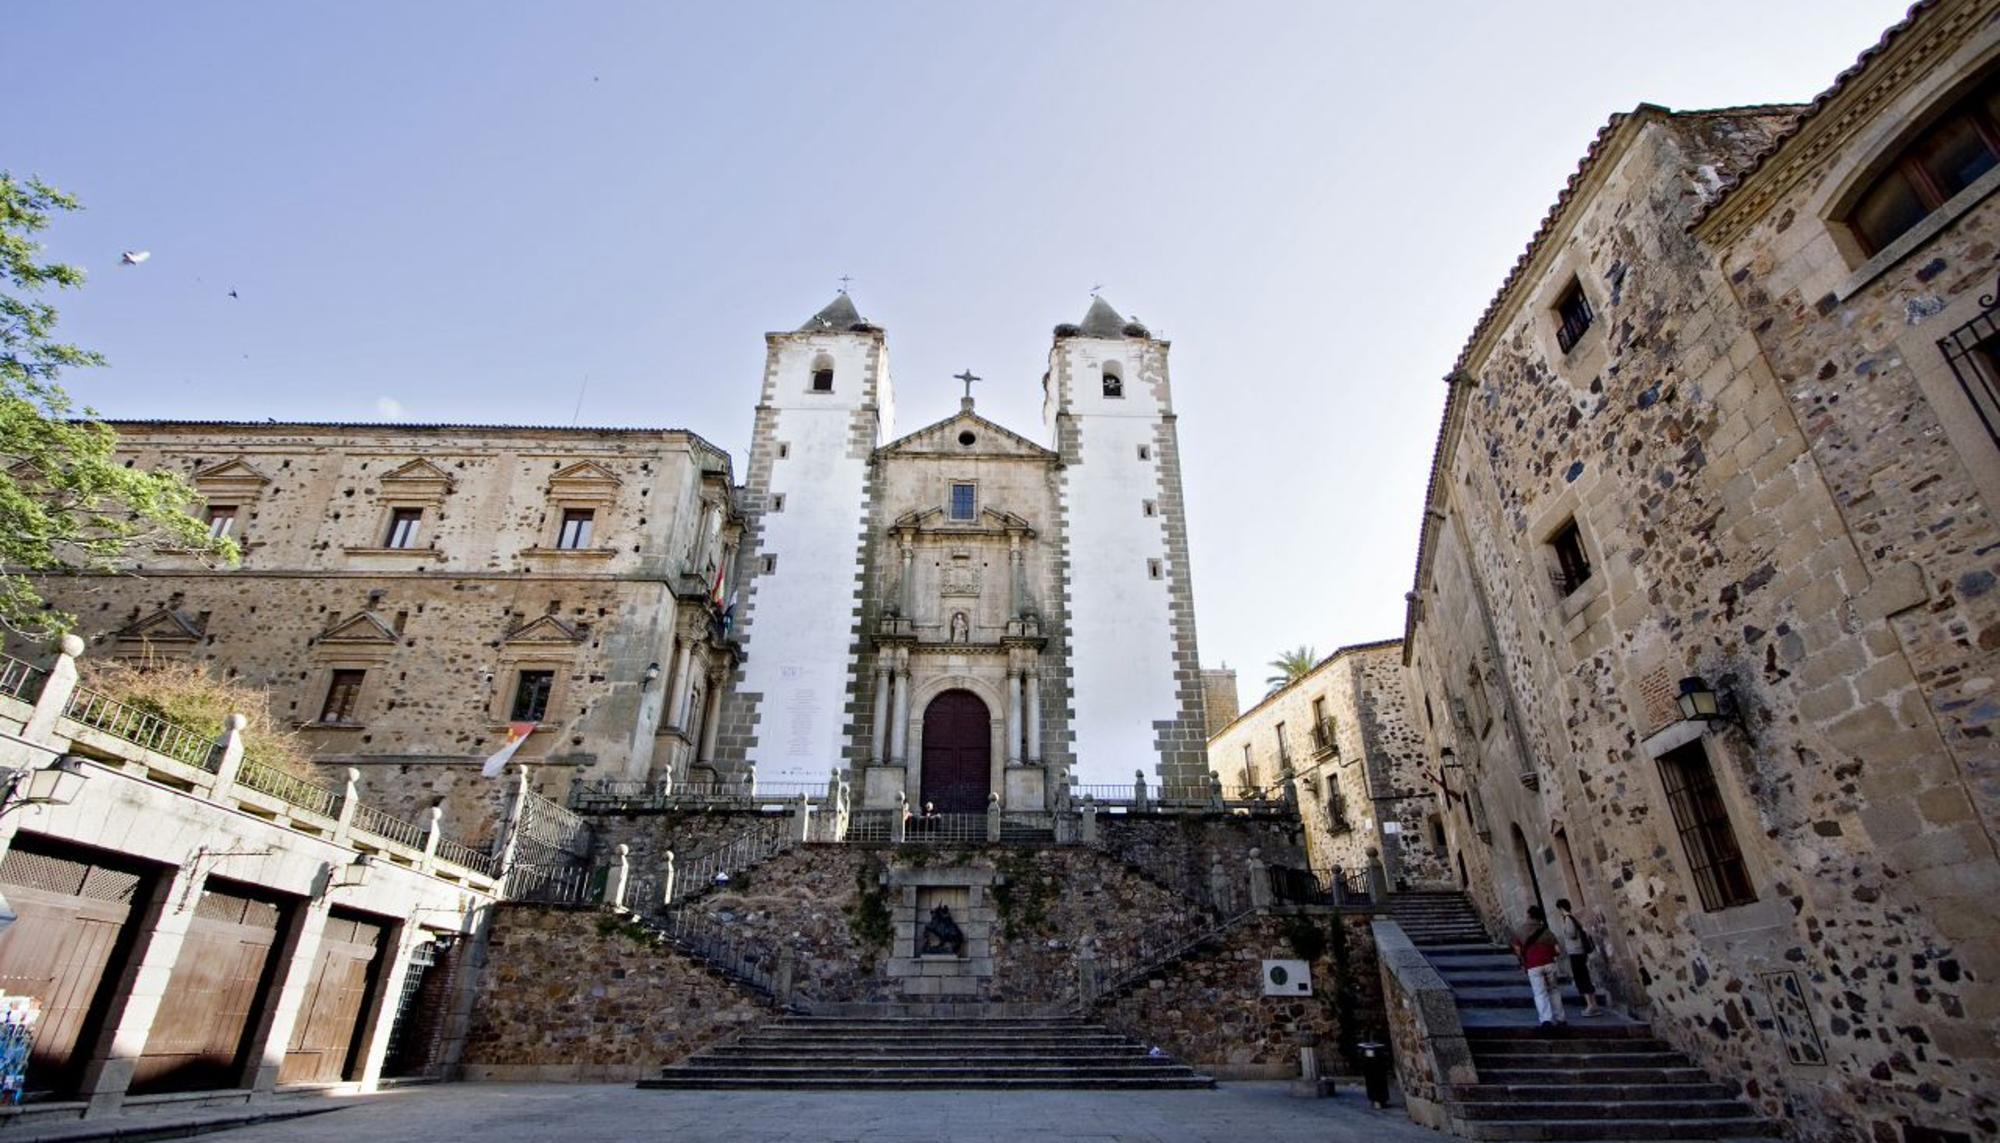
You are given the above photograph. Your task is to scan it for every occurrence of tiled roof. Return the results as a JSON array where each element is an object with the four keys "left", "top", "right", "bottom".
[{"left": 1693, "top": 0, "right": 1939, "bottom": 226}]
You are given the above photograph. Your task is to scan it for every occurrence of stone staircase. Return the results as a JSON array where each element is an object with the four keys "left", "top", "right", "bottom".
[
  {"left": 1392, "top": 892, "right": 1776, "bottom": 1140},
  {"left": 640, "top": 1015, "right": 1214, "bottom": 1090}
]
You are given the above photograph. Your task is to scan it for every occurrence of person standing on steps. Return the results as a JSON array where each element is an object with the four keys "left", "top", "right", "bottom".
[
  {"left": 1555, "top": 898, "right": 1605, "bottom": 1016},
  {"left": 1512, "top": 905, "right": 1566, "bottom": 1028}
]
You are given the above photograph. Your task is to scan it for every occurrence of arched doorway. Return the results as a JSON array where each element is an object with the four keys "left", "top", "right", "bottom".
[{"left": 920, "top": 689, "right": 991, "bottom": 813}]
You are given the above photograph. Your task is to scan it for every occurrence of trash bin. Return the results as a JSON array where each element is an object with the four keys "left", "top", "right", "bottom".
[{"left": 1356, "top": 1040, "right": 1391, "bottom": 1109}]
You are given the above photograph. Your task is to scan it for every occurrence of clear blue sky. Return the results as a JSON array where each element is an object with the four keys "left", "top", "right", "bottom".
[{"left": 14, "top": 1, "right": 1912, "bottom": 710}]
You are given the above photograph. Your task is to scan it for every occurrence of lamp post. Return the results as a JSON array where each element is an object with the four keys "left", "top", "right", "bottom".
[{"left": 0, "top": 754, "right": 90, "bottom": 820}]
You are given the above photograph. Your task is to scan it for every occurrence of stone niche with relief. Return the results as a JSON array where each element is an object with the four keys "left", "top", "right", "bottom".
[{"left": 883, "top": 864, "right": 997, "bottom": 998}]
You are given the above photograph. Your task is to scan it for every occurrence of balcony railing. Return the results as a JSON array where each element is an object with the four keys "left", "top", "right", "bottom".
[
  {"left": 435, "top": 836, "right": 497, "bottom": 877},
  {"left": 64, "top": 687, "right": 220, "bottom": 771},
  {"left": 1309, "top": 718, "right": 1339, "bottom": 757},
  {"left": 0, "top": 655, "right": 46, "bottom": 704},
  {"left": 352, "top": 802, "right": 428, "bottom": 851},
  {"left": 236, "top": 757, "right": 344, "bottom": 819}
]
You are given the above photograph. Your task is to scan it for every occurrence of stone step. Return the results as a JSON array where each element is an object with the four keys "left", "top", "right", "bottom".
[
  {"left": 1463, "top": 1025, "right": 1659, "bottom": 1042},
  {"left": 736, "top": 1032, "right": 1134, "bottom": 1045},
  {"left": 1470, "top": 1051, "right": 1693, "bottom": 1071},
  {"left": 640, "top": 1075, "right": 1216, "bottom": 1091},
  {"left": 1448, "top": 1115, "right": 1780, "bottom": 1140},
  {"left": 665, "top": 1063, "right": 1194, "bottom": 1079},
  {"left": 1451, "top": 1082, "right": 1737, "bottom": 1103},
  {"left": 712, "top": 1044, "right": 1152, "bottom": 1058},
  {"left": 1419, "top": 943, "right": 1516, "bottom": 958},
  {"left": 1449, "top": 988, "right": 1589, "bottom": 1008},
  {"left": 1453, "top": 1096, "right": 1753, "bottom": 1121},
  {"left": 707, "top": 1050, "right": 1161, "bottom": 1065},
  {"left": 765, "top": 1018, "right": 1101, "bottom": 1029},
  {"left": 1474, "top": 1067, "right": 1715, "bottom": 1086}
]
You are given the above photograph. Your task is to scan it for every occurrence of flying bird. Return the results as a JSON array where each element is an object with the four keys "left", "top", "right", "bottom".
[
  {"left": 120, "top": 250, "right": 151, "bottom": 265},
  {"left": 228, "top": 289, "right": 239, "bottom": 298}
]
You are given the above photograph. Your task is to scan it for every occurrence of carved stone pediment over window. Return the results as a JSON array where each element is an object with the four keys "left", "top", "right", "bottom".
[
  {"left": 316, "top": 611, "right": 401, "bottom": 646},
  {"left": 191, "top": 458, "right": 273, "bottom": 499},
  {"left": 503, "top": 614, "right": 585, "bottom": 646},
  {"left": 378, "top": 459, "right": 456, "bottom": 505},
  {"left": 116, "top": 607, "right": 206, "bottom": 650},
  {"left": 546, "top": 461, "right": 622, "bottom": 504}
]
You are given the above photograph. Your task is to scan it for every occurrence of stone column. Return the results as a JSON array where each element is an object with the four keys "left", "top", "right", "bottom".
[
  {"left": 1008, "top": 535, "right": 1025, "bottom": 615},
  {"left": 889, "top": 653, "right": 910, "bottom": 766},
  {"left": 898, "top": 540, "right": 916, "bottom": 616},
  {"left": 1004, "top": 667, "right": 1022, "bottom": 767},
  {"left": 872, "top": 659, "right": 893, "bottom": 765},
  {"left": 1024, "top": 665, "right": 1042, "bottom": 765},
  {"left": 241, "top": 898, "right": 332, "bottom": 1095},
  {"left": 76, "top": 861, "right": 210, "bottom": 1116},
  {"left": 696, "top": 680, "right": 723, "bottom": 766},
  {"left": 667, "top": 637, "right": 696, "bottom": 731}
]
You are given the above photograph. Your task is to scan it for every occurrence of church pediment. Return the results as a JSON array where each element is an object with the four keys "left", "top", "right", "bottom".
[
  {"left": 890, "top": 505, "right": 1035, "bottom": 537},
  {"left": 192, "top": 458, "right": 273, "bottom": 488},
  {"left": 503, "top": 614, "right": 584, "bottom": 645},
  {"left": 117, "top": 607, "right": 205, "bottom": 643},
  {"left": 317, "top": 611, "right": 401, "bottom": 644},
  {"left": 547, "top": 461, "right": 622, "bottom": 502},
  {"left": 876, "top": 410, "right": 1057, "bottom": 461}
]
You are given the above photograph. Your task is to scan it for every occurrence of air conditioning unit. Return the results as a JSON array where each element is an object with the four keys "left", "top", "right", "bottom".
[{"left": 1262, "top": 959, "right": 1312, "bottom": 996}]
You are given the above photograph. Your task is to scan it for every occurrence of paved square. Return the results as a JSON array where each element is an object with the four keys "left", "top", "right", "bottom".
[{"left": 217, "top": 1083, "right": 1438, "bottom": 1142}]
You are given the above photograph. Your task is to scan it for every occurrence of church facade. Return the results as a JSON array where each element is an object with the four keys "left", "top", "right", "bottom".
[{"left": 712, "top": 294, "right": 1212, "bottom": 810}]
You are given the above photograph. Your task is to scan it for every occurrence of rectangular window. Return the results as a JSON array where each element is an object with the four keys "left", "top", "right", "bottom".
[
  {"left": 319, "top": 669, "right": 365, "bottom": 724},
  {"left": 511, "top": 669, "right": 555, "bottom": 722},
  {"left": 1142, "top": 499, "right": 1157, "bottom": 517},
  {"left": 1656, "top": 740, "right": 1756, "bottom": 912},
  {"left": 776, "top": 443, "right": 790, "bottom": 459},
  {"left": 761, "top": 553, "right": 778, "bottom": 574},
  {"left": 1146, "top": 558, "right": 1162, "bottom": 580},
  {"left": 1240, "top": 743, "right": 1255, "bottom": 787},
  {"left": 770, "top": 493, "right": 786, "bottom": 513},
  {"left": 205, "top": 505, "right": 238, "bottom": 540},
  {"left": 1311, "top": 697, "right": 1336, "bottom": 755},
  {"left": 1936, "top": 313, "right": 2000, "bottom": 450},
  {"left": 1275, "top": 721, "right": 1289, "bottom": 767},
  {"left": 1550, "top": 518, "right": 1592, "bottom": 596},
  {"left": 1137, "top": 445, "right": 1151, "bottom": 461},
  {"left": 811, "top": 368, "right": 834, "bottom": 393},
  {"left": 384, "top": 507, "right": 423, "bottom": 549},
  {"left": 557, "top": 508, "right": 595, "bottom": 550},
  {"left": 1554, "top": 278, "right": 1594, "bottom": 353},
  {"left": 949, "top": 482, "right": 976, "bottom": 521}
]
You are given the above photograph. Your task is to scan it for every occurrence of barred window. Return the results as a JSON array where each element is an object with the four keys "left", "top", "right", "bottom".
[
  {"left": 320, "top": 669, "right": 365, "bottom": 724},
  {"left": 1657, "top": 740, "right": 1756, "bottom": 911}
]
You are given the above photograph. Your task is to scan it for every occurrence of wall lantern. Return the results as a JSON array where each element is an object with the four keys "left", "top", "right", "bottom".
[
  {"left": 1677, "top": 676, "right": 1748, "bottom": 734},
  {"left": 336, "top": 853, "right": 378, "bottom": 889},
  {"left": 0, "top": 754, "right": 90, "bottom": 818}
]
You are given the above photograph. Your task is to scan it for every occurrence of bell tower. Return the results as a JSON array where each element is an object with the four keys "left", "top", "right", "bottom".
[
  {"left": 711, "top": 293, "right": 895, "bottom": 784},
  {"left": 1044, "top": 297, "right": 1209, "bottom": 789}
]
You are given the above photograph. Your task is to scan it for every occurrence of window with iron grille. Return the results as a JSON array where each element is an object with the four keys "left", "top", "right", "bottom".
[
  {"left": 384, "top": 507, "right": 422, "bottom": 549},
  {"left": 1549, "top": 518, "right": 1592, "bottom": 596},
  {"left": 1844, "top": 73, "right": 2000, "bottom": 255},
  {"left": 1936, "top": 295, "right": 2000, "bottom": 450},
  {"left": 320, "top": 669, "right": 365, "bottom": 724},
  {"left": 1656, "top": 740, "right": 1756, "bottom": 911},
  {"left": 557, "top": 508, "right": 595, "bottom": 550},
  {"left": 1554, "top": 278, "right": 1594, "bottom": 353},
  {"left": 512, "top": 670, "right": 555, "bottom": 722},
  {"left": 949, "top": 483, "right": 976, "bottom": 521}
]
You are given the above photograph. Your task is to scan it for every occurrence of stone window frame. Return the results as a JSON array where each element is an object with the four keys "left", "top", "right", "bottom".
[
  {"left": 809, "top": 352, "right": 836, "bottom": 394},
  {"left": 947, "top": 480, "right": 978, "bottom": 522},
  {"left": 1530, "top": 253, "right": 1609, "bottom": 381},
  {"left": 302, "top": 661, "right": 383, "bottom": 729},
  {"left": 1101, "top": 361, "right": 1124, "bottom": 399},
  {"left": 348, "top": 459, "right": 454, "bottom": 558},
  {"left": 1910, "top": 289, "right": 2000, "bottom": 510},
  {"left": 1528, "top": 491, "right": 1608, "bottom": 634},
  {"left": 1638, "top": 719, "right": 1787, "bottom": 933},
  {"left": 527, "top": 463, "right": 621, "bottom": 559},
  {"left": 489, "top": 658, "right": 574, "bottom": 732}
]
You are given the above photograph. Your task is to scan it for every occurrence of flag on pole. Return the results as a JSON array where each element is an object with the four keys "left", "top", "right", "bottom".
[{"left": 481, "top": 722, "right": 536, "bottom": 778}]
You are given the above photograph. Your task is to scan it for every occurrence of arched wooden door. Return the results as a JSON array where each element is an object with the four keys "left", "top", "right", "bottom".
[{"left": 920, "top": 690, "right": 991, "bottom": 813}]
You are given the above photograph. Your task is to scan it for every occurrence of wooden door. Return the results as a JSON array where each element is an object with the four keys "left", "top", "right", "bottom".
[
  {"left": 279, "top": 914, "right": 385, "bottom": 1085},
  {"left": 920, "top": 689, "right": 991, "bottom": 813},
  {"left": 131, "top": 883, "right": 283, "bottom": 1093},
  {"left": 0, "top": 842, "right": 146, "bottom": 1096}
]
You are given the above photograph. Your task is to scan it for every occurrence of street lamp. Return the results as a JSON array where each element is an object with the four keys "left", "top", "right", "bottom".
[
  {"left": 0, "top": 755, "right": 89, "bottom": 819},
  {"left": 1677, "top": 676, "right": 1748, "bottom": 735}
]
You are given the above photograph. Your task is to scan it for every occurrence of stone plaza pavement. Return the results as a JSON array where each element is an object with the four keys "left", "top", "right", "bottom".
[{"left": 207, "top": 1083, "right": 1440, "bottom": 1142}]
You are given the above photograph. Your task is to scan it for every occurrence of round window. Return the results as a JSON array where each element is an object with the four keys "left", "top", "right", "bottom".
[{"left": 958, "top": 431, "right": 977, "bottom": 446}]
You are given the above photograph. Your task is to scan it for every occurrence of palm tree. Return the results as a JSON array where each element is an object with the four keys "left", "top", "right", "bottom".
[{"left": 1265, "top": 646, "right": 1318, "bottom": 694}]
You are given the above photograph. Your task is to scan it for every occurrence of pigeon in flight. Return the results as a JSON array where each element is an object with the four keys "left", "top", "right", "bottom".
[
  {"left": 120, "top": 250, "right": 151, "bottom": 265},
  {"left": 228, "top": 289, "right": 239, "bottom": 298}
]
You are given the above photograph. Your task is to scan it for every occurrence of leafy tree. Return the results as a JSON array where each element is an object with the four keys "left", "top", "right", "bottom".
[
  {"left": 1, "top": 174, "right": 233, "bottom": 637},
  {"left": 1265, "top": 645, "right": 1319, "bottom": 694}
]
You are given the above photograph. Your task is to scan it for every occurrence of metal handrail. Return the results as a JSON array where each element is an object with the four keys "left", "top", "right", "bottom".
[
  {"left": 235, "top": 757, "right": 344, "bottom": 819},
  {"left": 63, "top": 687, "right": 220, "bottom": 771},
  {"left": 435, "top": 836, "right": 496, "bottom": 877},
  {"left": 352, "top": 802, "right": 428, "bottom": 850},
  {"left": 672, "top": 816, "right": 794, "bottom": 902},
  {"left": 0, "top": 656, "right": 46, "bottom": 703}
]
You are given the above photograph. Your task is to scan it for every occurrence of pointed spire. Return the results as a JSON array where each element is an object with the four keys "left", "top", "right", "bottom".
[
  {"left": 1061, "top": 295, "right": 1150, "bottom": 340},
  {"left": 799, "top": 292, "right": 867, "bottom": 332}
]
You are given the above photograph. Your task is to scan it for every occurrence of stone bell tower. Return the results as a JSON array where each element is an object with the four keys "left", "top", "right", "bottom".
[
  {"left": 1044, "top": 297, "right": 1209, "bottom": 789},
  {"left": 710, "top": 293, "right": 895, "bottom": 785}
]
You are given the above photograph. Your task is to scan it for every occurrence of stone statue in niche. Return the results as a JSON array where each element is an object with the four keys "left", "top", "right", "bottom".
[
  {"left": 920, "top": 904, "right": 966, "bottom": 957},
  {"left": 950, "top": 611, "right": 969, "bottom": 643}
]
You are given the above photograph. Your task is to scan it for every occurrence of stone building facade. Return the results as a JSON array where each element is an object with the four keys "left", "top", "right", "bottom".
[
  {"left": 1200, "top": 667, "right": 1240, "bottom": 737},
  {"left": 719, "top": 294, "right": 1212, "bottom": 807},
  {"left": 1405, "top": 3, "right": 2000, "bottom": 1136},
  {"left": 18, "top": 423, "right": 741, "bottom": 831},
  {"left": 1207, "top": 640, "right": 1448, "bottom": 890}
]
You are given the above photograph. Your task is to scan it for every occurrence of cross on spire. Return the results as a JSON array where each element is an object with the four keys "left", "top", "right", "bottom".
[
  {"left": 953, "top": 369, "right": 981, "bottom": 401},
  {"left": 837, "top": 274, "right": 854, "bottom": 293}
]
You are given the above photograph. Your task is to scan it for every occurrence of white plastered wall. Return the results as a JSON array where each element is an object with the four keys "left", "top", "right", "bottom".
[{"left": 1054, "top": 340, "right": 1178, "bottom": 786}]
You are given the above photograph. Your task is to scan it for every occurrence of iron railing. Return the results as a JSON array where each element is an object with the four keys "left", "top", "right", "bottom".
[
  {"left": 0, "top": 655, "right": 46, "bottom": 703},
  {"left": 235, "top": 757, "right": 344, "bottom": 819},
  {"left": 435, "top": 836, "right": 497, "bottom": 877},
  {"left": 505, "top": 860, "right": 603, "bottom": 904},
  {"left": 1938, "top": 277, "right": 2000, "bottom": 449},
  {"left": 1310, "top": 718, "right": 1339, "bottom": 756},
  {"left": 63, "top": 687, "right": 220, "bottom": 770},
  {"left": 352, "top": 802, "right": 428, "bottom": 850},
  {"left": 514, "top": 788, "right": 590, "bottom": 864},
  {"left": 569, "top": 777, "right": 829, "bottom": 812},
  {"left": 670, "top": 815, "right": 794, "bottom": 902},
  {"left": 1081, "top": 902, "right": 1256, "bottom": 1006}
]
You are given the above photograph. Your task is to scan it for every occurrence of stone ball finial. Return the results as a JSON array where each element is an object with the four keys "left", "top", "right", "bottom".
[
  {"left": 57, "top": 633, "right": 86, "bottom": 658},
  {"left": 224, "top": 713, "right": 249, "bottom": 732},
  {"left": 616, "top": 843, "right": 630, "bottom": 856},
  {"left": 428, "top": 805, "right": 443, "bottom": 822},
  {"left": 346, "top": 767, "right": 361, "bottom": 782}
]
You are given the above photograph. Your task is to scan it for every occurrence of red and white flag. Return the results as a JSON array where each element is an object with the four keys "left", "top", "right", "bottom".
[{"left": 480, "top": 722, "right": 536, "bottom": 778}]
